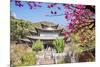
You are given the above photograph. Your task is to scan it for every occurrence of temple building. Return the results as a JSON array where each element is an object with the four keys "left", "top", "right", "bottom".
[{"left": 20, "top": 24, "right": 67, "bottom": 48}]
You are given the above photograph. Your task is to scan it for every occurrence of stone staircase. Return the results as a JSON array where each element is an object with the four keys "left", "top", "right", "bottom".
[
  {"left": 36, "top": 49, "right": 55, "bottom": 65},
  {"left": 36, "top": 45, "right": 77, "bottom": 65}
]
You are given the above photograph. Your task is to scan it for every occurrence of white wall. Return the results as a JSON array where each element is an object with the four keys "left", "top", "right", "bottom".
[{"left": 40, "top": 32, "right": 59, "bottom": 37}]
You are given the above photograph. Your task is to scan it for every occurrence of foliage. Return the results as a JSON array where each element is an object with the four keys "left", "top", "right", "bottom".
[
  {"left": 71, "top": 33, "right": 95, "bottom": 62},
  {"left": 70, "top": 25, "right": 95, "bottom": 52},
  {"left": 70, "top": 33, "right": 80, "bottom": 44},
  {"left": 32, "top": 40, "right": 43, "bottom": 52},
  {"left": 18, "top": 52, "right": 36, "bottom": 66},
  {"left": 10, "top": 44, "right": 36, "bottom": 66},
  {"left": 10, "top": 17, "right": 32, "bottom": 41},
  {"left": 53, "top": 38, "right": 65, "bottom": 53}
]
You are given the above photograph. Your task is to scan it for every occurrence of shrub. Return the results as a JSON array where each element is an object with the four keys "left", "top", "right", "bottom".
[
  {"left": 18, "top": 52, "right": 36, "bottom": 66},
  {"left": 32, "top": 40, "right": 43, "bottom": 52},
  {"left": 53, "top": 38, "right": 65, "bottom": 53}
]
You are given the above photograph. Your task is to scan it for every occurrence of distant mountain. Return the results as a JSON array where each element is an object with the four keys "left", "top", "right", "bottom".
[
  {"left": 31, "top": 21, "right": 56, "bottom": 30},
  {"left": 11, "top": 16, "right": 65, "bottom": 30}
]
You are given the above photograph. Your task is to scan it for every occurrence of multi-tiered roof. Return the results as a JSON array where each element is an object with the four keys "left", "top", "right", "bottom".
[{"left": 20, "top": 24, "right": 65, "bottom": 45}]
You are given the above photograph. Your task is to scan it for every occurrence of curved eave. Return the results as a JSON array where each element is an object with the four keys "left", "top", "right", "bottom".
[
  {"left": 51, "top": 24, "right": 59, "bottom": 29},
  {"left": 20, "top": 39, "right": 31, "bottom": 43},
  {"left": 29, "top": 31, "right": 37, "bottom": 35},
  {"left": 27, "top": 36, "right": 64, "bottom": 40},
  {"left": 35, "top": 27, "right": 63, "bottom": 32}
]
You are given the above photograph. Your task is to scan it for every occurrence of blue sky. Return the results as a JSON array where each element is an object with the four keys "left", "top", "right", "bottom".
[{"left": 10, "top": 1, "right": 70, "bottom": 27}]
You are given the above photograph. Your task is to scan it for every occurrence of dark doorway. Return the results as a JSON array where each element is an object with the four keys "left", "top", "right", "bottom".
[{"left": 44, "top": 43, "right": 54, "bottom": 49}]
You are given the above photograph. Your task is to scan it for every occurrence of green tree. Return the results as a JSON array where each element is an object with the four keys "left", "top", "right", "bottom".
[
  {"left": 53, "top": 38, "right": 65, "bottom": 53},
  {"left": 32, "top": 40, "right": 43, "bottom": 52},
  {"left": 10, "top": 17, "right": 32, "bottom": 41}
]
